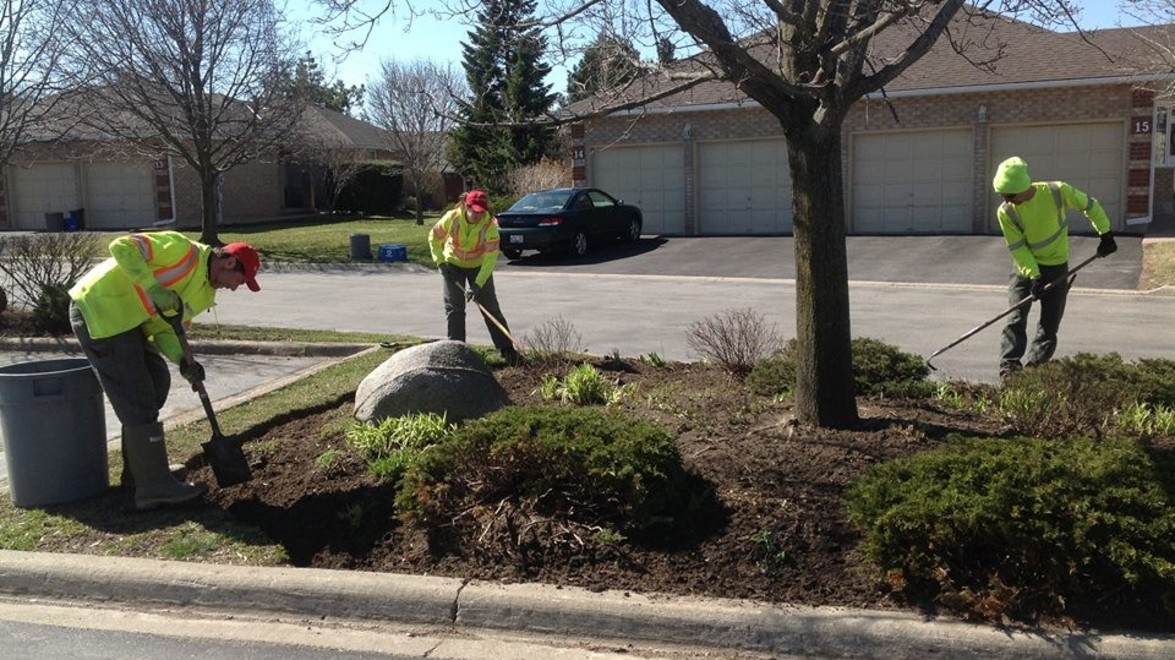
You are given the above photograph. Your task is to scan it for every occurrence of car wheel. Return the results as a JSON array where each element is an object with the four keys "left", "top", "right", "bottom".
[
  {"left": 624, "top": 218, "right": 642, "bottom": 243},
  {"left": 569, "top": 230, "right": 588, "bottom": 258},
  {"left": 502, "top": 248, "right": 522, "bottom": 260}
]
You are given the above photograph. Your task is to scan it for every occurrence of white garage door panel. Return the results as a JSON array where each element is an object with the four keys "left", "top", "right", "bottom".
[
  {"left": 9, "top": 163, "right": 81, "bottom": 230},
  {"left": 699, "top": 140, "right": 793, "bottom": 235},
  {"left": 852, "top": 129, "right": 973, "bottom": 234},
  {"left": 989, "top": 123, "right": 1123, "bottom": 232},
  {"left": 593, "top": 145, "right": 685, "bottom": 235},
  {"left": 86, "top": 161, "right": 156, "bottom": 229}
]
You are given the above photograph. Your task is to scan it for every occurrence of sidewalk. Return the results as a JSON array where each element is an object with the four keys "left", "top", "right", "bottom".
[{"left": 0, "top": 549, "right": 1170, "bottom": 658}]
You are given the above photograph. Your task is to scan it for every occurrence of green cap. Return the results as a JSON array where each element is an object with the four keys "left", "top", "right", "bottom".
[{"left": 992, "top": 157, "right": 1031, "bottom": 194}]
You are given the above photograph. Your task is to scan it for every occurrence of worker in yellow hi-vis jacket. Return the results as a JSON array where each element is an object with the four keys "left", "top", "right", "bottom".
[{"left": 991, "top": 157, "right": 1117, "bottom": 380}]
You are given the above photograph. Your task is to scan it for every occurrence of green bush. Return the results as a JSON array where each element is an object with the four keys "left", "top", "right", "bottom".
[
  {"left": 747, "top": 337, "right": 933, "bottom": 398},
  {"left": 31, "top": 283, "right": 71, "bottom": 334},
  {"left": 538, "top": 362, "right": 630, "bottom": 405},
  {"left": 396, "top": 405, "right": 686, "bottom": 535},
  {"left": 998, "top": 353, "right": 1175, "bottom": 438},
  {"left": 846, "top": 435, "right": 1175, "bottom": 623},
  {"left": 335, "top": 161, "right": 404, "bottom": 215}
]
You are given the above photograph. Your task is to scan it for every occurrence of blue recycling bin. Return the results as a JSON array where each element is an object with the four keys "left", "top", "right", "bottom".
[{"left": 378, "top": 244, "right": 407, "bottom": 262}]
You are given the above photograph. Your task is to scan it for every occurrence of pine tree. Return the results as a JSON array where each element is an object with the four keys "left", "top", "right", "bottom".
[
  {"left": 450, "top": 0, "right": 555, "bottom": 196},
  {"left": 566, "top": 34, "right": 643, "bottom": 103}
]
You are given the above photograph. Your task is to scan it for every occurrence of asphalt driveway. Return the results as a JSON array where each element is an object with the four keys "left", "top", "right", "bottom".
[{"left": 498, "top": 234, "right": 1143, "bottom": 291}]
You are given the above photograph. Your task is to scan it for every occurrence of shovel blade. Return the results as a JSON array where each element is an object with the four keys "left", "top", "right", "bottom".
[{"left": 202, "top": 436, "right": 252, "bottom": 487}]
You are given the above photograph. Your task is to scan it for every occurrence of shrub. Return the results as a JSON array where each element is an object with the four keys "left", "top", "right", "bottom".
[
  {"left": 396, "top": 405, "right": 687, "bottom": 538},
  {"left": 345, "top": 412, "right": 455, "bottom": 481},
  {"left": 997, "top": 353, "right": 1175, "bottom": 438},
  {"left": 846, "top": 435, "right": 1175, "bottom": 624},
  {"left": 334, "top": 161, "right": 404, "bottom": 215},
  {"left": 0, "top": 232, "right": 102, "bottom": 310},
  {"left": 523, "top": 316, "right": 585, "bottom": 365},
  {"left": 686, "top": 308, "right": 782, "bottom": 377},
  {"left": 31, "top": 283, "right": 72, "bottom": 334},
  {"left": 748, "top": 337, "right": 933, "bottom": 398},
  {"left": 508, "top": 157, "right": 571, "bottom": 195}
]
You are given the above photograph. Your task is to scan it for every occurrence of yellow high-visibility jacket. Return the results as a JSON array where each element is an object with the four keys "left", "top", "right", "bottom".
[
  {"left": 997, "top": 181, "right": 1112, "bottom": 279},
  {"left": 69, "top": 231, "right": 216, "bottom": 364},
  {"left": 428, "top": 207, "right": 501, "bottom": 287}
]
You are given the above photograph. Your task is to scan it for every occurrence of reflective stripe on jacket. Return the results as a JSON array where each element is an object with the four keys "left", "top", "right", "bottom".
[
  {"left": 428, "top": 207, "right": 501, "bottom": 287},
  {"left": 997, "top": 181, "right": 1112, "bottom": 279},
  {"left": 69, "top": 231, "right": 216, "bottom": 364}
]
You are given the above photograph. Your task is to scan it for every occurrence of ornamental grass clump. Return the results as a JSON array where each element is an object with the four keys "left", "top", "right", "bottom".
[{"left": 346, "top": 412, "right": 455, "bottom": 481}]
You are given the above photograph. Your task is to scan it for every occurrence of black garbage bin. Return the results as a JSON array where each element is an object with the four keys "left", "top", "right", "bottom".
[
  {"left": 0, "top": 358, "right": 109, "bottom": 507},
  {"left": 350, "top": 233, "right": 372, "bottom": 260},
  {"left": 71, "top": 208, "right": 85, "bottom": 230},
  {"left": 44, "top": 212, "right": 65, "bottom": 232}
]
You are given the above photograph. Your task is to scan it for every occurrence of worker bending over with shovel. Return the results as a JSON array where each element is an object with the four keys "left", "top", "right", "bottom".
[
  {"left": 69, "top": 231, "right": 261, "bottom": 510},
  {"left": 992, "top": 157, "right": 1117, "bottom": 381},
  {"left": 429, "top": 190, "right": 522, "bottom": 366}
]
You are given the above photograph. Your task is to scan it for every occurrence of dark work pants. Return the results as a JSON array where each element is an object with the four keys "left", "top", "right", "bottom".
[
  {"left": 441, "top": 265, "right": 518, "bottom": 358},
  {"left": 70, "top": 301, "right": 170, "bottom": 427},
  {"left": 1000, "top": 262, "right": 1070, "bottom": 373}
]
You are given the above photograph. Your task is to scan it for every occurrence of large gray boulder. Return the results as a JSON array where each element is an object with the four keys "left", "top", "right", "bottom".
[{"left": 354, "top": 340, "right": 510, "bottom": 424}]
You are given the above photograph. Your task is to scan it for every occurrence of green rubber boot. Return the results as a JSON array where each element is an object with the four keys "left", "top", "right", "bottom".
[{"left": 124, "top": 422, "right": 207, "bottom": 510}]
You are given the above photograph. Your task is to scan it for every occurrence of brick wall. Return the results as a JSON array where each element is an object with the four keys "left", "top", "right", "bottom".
[
  {"left": 583, "top": 83, "right": 1147, "bottom": 235},
  {"left": 171, "top": 158, "right": 284, "bottom": 227}
]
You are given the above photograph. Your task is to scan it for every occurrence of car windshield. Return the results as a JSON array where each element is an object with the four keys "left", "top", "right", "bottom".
[{"left": 507, "top": 191, "right": 572, "bottom": 212}]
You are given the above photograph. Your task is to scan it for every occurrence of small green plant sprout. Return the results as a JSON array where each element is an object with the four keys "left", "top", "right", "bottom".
[
  {"left": 338, "top": 502, "right": 364, "bottom": 528},
  {"left": 639, "top": 352, "right": 668, "bottom": 367},
  {"left": 314, "top": 448, "right": 343, "bottom": 471},
  {"left": 543, "top": 363, "right": 630, "bottom": 405},
  {"left": 537, "top": 373, "right": 561, "bottom": 400},
  {"left": 592, "top": 527, "right": 627, "bottom": 545},
  {"left": 1117, "top": 403, "right": 1175, "bottom": 436},
  {"left": 749, "top": 528, "right": 789, "bottom": 572},
  {"left": 934, "top": 382, "right": 965, "bottom": 409}
]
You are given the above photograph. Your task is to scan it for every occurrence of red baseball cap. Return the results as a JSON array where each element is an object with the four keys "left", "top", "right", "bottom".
[
  {"left": 464, "top": 190, "right": 489, "bottom": 213},
  {"left": 223, "top": 242, "right": 261, "bottom": 291}
]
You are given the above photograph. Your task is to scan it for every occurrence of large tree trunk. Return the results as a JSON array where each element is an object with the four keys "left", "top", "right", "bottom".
[
  {"left": 199, "top": 171, "right": 223, "bottom": 246},
  {"left": 786, "top": 129, "right": 859, "bottom": 428}
]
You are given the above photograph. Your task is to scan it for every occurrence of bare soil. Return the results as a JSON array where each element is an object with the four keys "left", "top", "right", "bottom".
[{"left": 199, "top": 358, "right": 1014, "bottom": 617}]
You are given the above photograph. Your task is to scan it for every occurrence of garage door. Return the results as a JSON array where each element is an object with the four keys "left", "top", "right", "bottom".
[
  {"left": 85, "top": 161, "right": 157, "bottom": 229},
  {"left": 698, "top": 139, "right": 793, "bottom": 234},
  {"left": 592, "top": 144, "right": 685, "bottom": 235},
  {"left": 8, "top": 163, "right": 81, "bottom": 230},
  {"left": 989, "top": 123, "right": 1124, "bottom": 232},
  {"left": 852, "top": 129, "right": 973, "bottom": 233}
]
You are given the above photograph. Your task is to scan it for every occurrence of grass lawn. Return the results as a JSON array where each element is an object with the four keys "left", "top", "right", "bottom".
[
  {"left": 1142, "top": 239, "right": 1175, "bottom": 290},
  {"left": 182, "top": 214, "right": 443, "bottom": 265}
]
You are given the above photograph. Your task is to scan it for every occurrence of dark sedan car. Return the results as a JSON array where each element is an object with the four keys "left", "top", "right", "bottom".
[{"left": 496, "top": 188, "right": 642, "bottom": 259}]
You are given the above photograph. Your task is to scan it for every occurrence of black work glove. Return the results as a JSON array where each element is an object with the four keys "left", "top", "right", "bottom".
[
  {"left": 1029, "top": 278, "right": 1047, "bottom": 301},
  {"left": 465, "top": 283, "right": 481, "bottom": 303},
  {"left": 1097, "top": 231, "right": 1118, "bottom": 258},
  {"left": 179, "top": 357, "right": 205, "bottom": 385}
]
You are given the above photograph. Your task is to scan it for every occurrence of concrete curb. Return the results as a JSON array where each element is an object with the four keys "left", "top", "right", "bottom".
[{"left": 0, "top": 550, "right": 1170, "bottom": 658}]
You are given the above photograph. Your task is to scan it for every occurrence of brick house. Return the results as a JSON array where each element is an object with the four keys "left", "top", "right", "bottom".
[
  {"left": 0, "top": 104, "right": 394, "bottom": 231},
  {"left": 571, "top": 16, "right": 1174, "bottom": 236}
]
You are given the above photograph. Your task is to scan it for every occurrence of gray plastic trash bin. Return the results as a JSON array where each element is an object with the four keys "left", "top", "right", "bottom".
[
  {"left": 349, "top": 233, "right": 372, "bottom": 260},
  {"left": 0, "top": 358, "right": 108, "bottom": 507},
  {"left": 44, "top": 212, "right": 65, "bottom": 232}
]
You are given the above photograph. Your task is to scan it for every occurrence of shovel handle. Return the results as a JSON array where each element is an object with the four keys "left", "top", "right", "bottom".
[{"left": 164, "top": 312, "right": 225, "bottom": 438}]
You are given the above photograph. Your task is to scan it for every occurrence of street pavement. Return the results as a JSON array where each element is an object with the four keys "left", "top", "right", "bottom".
[{"left": 0, "top": 234, "right": 1172, "bottom": 657}]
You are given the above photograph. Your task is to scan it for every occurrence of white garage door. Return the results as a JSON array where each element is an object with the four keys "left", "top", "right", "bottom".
[
  {"left": 8, "top": 163, "right": 81, "bottom": 230},
  {"left": 85, "top": 161, "right": 157, "bottom": 229},
  {"left": 592, "top": 144, "right": 685, "bottom": 235},
  {"left": 852, "top": 129, "right": 973, "bottom": 233},
  {"left": 699, "top": 139, "right": 793, "bottom": 234},
  {"left": 989, "top": 123, "right": 1124, "bottom": 232}
]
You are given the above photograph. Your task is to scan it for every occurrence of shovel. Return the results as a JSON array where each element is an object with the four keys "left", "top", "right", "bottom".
[
  {"left": 165, "top": 313, "right": 253, "bottom": 487},
  {"left": 925, "top": 253, "right": 1099, "bottom": 371}
]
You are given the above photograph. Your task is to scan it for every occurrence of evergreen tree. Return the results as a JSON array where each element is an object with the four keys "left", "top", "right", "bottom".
[
  {"left": 450, "top": 0, "right": 556, "bottom": 195},
  {"left": 566, "top": 34, "right": 642, "bottom": 103},
  {"left": 285, "top": 52, "right": 366, "bottom": 116}
]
